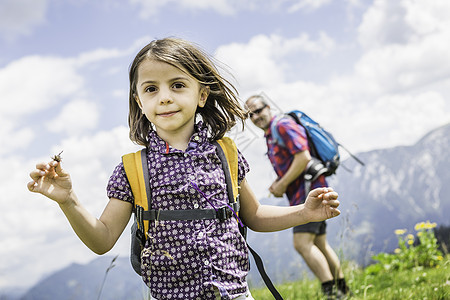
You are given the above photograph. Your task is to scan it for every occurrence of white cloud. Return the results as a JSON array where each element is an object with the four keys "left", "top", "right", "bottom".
[
  {"left": 0, "top": 41, "right": 138, "bottom": 156},
  {"left": 74, "top": 36, "right": 149, "bottom": 67},
  {"left": 358, "top": 0, "right": 412, "bottom": 49},
  {"left": 215, "top": 35, "right": 287, "bottom": 91},
  {"left": 404, "top": 0, "right": 450, "bottom": 36},
  {"left": 130, "top": 0, "right": 235, "bottom": 18},
  {"left": 112, "top": 89, "right": 127, "bottom": 99},
  {"left": 215, "top": 33, "right": 335, "bottom": 92},
  {"left": 337, "top": 91, "right": 449, "bottom": 152},
  {"left": 358, "top": 0, "right": 450, "bottom": 49},
  {"left": 275, "top": 31, "right": 335, "bottom": 56},
  {"left": 355, "top": 0, "right": 450, "bottom": 94},
  {"left": 0, "top": 119, "right": 34, "bottom": 155},
  {"left": 0, "top": 42, "right": 140, "bottom": 120},
  {"left": 76, "top": 48, "right": 126, "bottom": 66},
  {"left": 353, "top": 40, "right": 450, "bottom": 94},
  {"left": 129, "top": 0, "right": 337, "bottom": 18},
  {"left": 0, "top": 55, "right": 84, "bottom": 155},
  {"left": 0, "top": 56, "right": 83, "bottom": 117},
  {"left": 287, "top": 0, "right": 333, "bottom": 13},
  {"left": 46, "top": 99, "right": 100, "bottom": 136},
  {"left": 0, "top": 0, "right": 49, "bottom": 40},
  {"left": 225, "top": 1, "right": 450, "bottom": 154}
]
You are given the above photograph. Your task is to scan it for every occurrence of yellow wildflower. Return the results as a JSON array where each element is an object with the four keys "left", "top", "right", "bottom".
[
  {"left": 437, "top": 256, "right": 443, "bottom": 261},
  {"left": 407, "top": 234, "right": 414, "bottom": 240},
  {"left": 417, "top": 232, "right": 423, "bottom": 237},
  {"left": 407, "top": 239, "right": 414, "bottom": 245},
  {"left": 423, "top": 220, "right": 437, "bottom": 229},
  {"left": 394, "top": 248, "right": 401, "bottom": 254},
  {"left": 415, "top": 222, "right": 425, "bottom": 231},
  {"left": 395, "top": 229, "right": 407, "bottom": 235}
]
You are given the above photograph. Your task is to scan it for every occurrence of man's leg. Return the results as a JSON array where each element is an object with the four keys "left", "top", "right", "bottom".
[
  {"left": 314, "top": 234, "right": 344, "bottom": 279},
  {"left": 293, "top": 232, "right": 333, "bottom": 282},
  {"left": 315, "top": 234, "right": 351, "bottom": 295}
]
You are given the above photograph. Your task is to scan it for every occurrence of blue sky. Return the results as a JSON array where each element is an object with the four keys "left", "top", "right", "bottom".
[{"left": 1, "top": 0, "right": 450, "bottom": 290}]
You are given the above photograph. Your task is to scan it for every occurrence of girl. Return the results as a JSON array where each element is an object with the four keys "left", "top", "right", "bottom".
[{"left": 28, "top": 37, "right": 340, "bottom": 300}]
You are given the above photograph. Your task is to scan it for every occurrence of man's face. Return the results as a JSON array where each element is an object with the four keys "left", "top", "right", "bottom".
[{"left": 246, "top": 98, "right": 272, "bottom": 130}]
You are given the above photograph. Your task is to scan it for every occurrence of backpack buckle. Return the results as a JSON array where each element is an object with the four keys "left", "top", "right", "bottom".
[{"left": 216, "top": 206, "right": 229, "bottom": 221}]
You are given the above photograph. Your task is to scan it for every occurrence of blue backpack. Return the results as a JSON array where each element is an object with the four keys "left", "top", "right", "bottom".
[{"left": 271, "top": 110, "right": 364, "bottom": 179}]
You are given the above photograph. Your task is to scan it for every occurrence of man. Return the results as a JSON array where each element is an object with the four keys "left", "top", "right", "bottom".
[{"left": 245, "top": 95, "right": 350, "bottom": 299}]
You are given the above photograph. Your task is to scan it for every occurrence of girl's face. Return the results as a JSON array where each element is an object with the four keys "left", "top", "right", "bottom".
[{"left": 134, "top": 59, "right": 208, "bottom": 141}]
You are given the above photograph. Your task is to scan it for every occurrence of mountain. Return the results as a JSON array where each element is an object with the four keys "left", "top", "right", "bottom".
[
  {"left": 8, "top": 123, "right": 450, "bottom": 299},
  {"left": 327, "top": 122, "right": 450, "bottom": 264},
  {"left": 19, "top": 256, "right": 148, "bottom": 300}
]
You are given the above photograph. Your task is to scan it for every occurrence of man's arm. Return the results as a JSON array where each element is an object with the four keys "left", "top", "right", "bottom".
[{"left": 269, "top": 150, "right": 311, "bottom": 197}]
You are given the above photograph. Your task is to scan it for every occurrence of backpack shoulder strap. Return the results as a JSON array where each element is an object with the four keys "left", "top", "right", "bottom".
[
  {"left": 215, "top": 137, "right": 284, "bottom": 300},
  {"left": 215, "top": 137, "right": 239, "bottom": 203},
  {"left": 122, "top": 149, "right": 151, "bottom": 240},
  {"left": 270, "top": 114, "right": 287, "bottom": 148}
]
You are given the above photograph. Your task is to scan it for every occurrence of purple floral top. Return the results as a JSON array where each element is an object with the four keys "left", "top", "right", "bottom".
[{"left": 107, "top": 123, "right": 250, "bottom": 300}]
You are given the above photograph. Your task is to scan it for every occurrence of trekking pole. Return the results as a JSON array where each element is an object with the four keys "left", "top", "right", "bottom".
[{"left": 338, "top": 144, "right": 365, "bottom": 166}]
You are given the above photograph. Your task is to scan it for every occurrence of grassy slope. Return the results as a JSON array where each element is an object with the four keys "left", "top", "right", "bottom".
[{"left": 250, "top": 256, "right": 450, "bottom": 300}]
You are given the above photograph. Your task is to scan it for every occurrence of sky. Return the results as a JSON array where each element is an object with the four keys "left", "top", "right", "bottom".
[{"left": 1, "top": 0, "right": 450, "bottom": 291}]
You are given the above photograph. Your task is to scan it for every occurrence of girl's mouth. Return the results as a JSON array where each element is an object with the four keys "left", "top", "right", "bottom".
[{"left": 158, "top": 111, "right": 178, "bottom": 117}]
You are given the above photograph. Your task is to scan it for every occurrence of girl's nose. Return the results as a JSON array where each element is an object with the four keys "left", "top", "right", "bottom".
[
  {"left": 159, "top": 89, "right": 173, "bottom": 104},
  {"left": 159, "top": 97, "right": 172, "bottom": 104}
]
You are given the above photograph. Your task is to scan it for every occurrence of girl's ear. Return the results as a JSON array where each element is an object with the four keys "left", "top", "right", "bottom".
[
  {"left": 198, "top": 86, "right": 210, "bottom": 108},
  {"left": 134, "top": 94, "right": 143, "bottom": 109}
]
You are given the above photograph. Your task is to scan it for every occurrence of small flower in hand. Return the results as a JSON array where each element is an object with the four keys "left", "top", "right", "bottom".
[{"left": 51, "top": 150, "right": 64, "bottom": 162}]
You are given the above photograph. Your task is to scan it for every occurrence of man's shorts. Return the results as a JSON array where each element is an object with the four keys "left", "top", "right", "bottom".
[{"left": 293, "top": 220, "right": 327, "bottom": 235}]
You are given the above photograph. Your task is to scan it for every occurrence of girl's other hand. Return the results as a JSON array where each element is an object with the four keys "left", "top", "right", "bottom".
[
  {"left": 27, "top": 160, "right": 73, "bottom": 205},
  {"left": 304, "top": 187, "right": 340, "bottom": 221}
]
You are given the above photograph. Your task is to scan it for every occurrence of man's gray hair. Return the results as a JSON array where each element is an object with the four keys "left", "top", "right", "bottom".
[{"left": 245, "top": 94, "right": 268, "bottom": 106}]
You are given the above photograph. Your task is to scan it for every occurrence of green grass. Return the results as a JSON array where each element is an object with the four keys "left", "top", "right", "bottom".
[{"left": 249, "top": 256, "right": 450, "bottom": 299}]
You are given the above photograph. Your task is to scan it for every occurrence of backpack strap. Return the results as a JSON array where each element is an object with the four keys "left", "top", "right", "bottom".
[
  {"left": 286, "top": 111, "right": 320, "bottom": 159},
  {"left": 217, "top": 138, "right": 284, "bottom": 300},
  {"left": 122, "top": 149, "right": 151, "bottom": 244},
  {"left": 270, "top": 115, "right": 286, "bottom": 148},
  {"left": 247, "top": 245, "right": 283, "bottom": 300},
  {"left": 215, "top": 137, "right": 239, "bottom": 205}
]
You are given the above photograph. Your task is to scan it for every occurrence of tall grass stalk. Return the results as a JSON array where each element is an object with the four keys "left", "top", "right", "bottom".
[{"left": 97, "top": 255, "right": 119, "bottom": 300}]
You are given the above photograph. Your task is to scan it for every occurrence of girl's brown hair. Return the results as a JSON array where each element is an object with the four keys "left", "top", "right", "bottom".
[{"left": 128, "top": 37, "right": 247, "bottom": 146}]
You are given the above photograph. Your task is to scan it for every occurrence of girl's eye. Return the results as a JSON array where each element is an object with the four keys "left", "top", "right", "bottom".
[
  {"left": 144, "top": 86, "right": 157, "bottom": 93},
  {"left": 173, "top": 82, "right": 185, "bottom": 89}
]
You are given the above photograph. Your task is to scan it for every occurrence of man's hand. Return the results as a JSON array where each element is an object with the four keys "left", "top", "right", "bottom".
[
  {"left": 303, "top": 187, "right": 340, "bottom": 221},
  {"left": 269, "top": 180, "right": 287, "bottom": 197}
]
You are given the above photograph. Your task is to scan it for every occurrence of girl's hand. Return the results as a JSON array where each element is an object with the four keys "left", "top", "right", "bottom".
[
  {"left": 304, "top": 187, "right": 340, "bottom": 221},
  {"left": 27, "top": 160, "right": 73, "bottom": 205}
]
